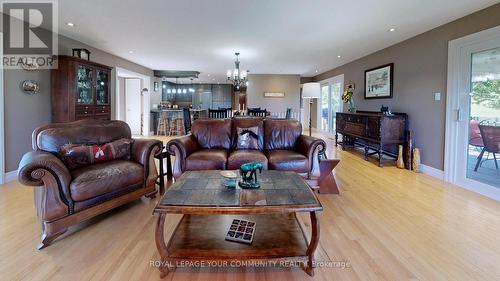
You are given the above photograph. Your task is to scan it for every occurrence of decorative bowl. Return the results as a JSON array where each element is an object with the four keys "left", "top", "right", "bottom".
[{"left": 220, "top": 171, "right": 237, "bottom": 188}]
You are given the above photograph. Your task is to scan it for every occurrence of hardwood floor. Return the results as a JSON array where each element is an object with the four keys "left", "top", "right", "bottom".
[{"left": 1, "top": 133, "right": 500, "bottom": 280}]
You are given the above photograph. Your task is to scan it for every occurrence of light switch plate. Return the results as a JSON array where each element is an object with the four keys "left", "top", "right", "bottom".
[{"left": 434, "top": 92, "right": 441, "bottom": 101}]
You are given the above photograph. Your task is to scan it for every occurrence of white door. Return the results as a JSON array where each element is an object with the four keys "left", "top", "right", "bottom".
[
  {"left": 125, "top": 78, "right": 142, "bottom": 135},
  {"left": 319, "top": 74, "right": 343, "bottom": 133},
  {"left": 445, "top": 26, "right": 500, "bottom": 200}
]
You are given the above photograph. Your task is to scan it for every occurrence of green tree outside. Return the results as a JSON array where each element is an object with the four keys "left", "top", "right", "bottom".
[{"left": 471, "top": 79, "right": 500, "bottom": 109}]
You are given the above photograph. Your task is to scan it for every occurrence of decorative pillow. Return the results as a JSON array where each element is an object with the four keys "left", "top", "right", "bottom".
[
  {"left": 236, "top": 126, "right": 259, "bottom": 150},
  {"left": 60, "top": 138, "right": 133, "bottom": 170}
]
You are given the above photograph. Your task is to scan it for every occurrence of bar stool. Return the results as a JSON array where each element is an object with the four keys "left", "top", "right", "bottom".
[
  {"left": 156, "top": 112, "right": 169, "bottom": 136},
  {"left": 169, "top": 118, "right": 184, "bottom": 136}
]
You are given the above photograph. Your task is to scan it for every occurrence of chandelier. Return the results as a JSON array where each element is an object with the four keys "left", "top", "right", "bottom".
[{"left": 227, "top": 52, "right": 249, "bottom": 90}]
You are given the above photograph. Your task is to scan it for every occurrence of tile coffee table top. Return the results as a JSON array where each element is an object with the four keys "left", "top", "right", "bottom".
[{"left": 159, "top": 170, "right": 321, "bottom": 208}]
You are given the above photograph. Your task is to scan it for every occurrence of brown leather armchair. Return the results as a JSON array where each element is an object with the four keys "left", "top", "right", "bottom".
[
  {"left": 18, "top": 120, "right": 162, "bottom": 249},
  {"left": 168, "top": 118, "right": 326, "bottom": 182}
]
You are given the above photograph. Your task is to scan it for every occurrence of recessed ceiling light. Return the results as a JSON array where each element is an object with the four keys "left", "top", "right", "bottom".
[
  {"left": 337, "top": 55, "right": 342, "bottom": 58},
  {"left": 207, "top": 74, "right": 210, "bottom": 77},
  {"left": 388, "top": 27, "right": 396, "bottom": 32},
  {"left": 315, "top": 70, "right": 318, "bottom": 73},
  {"left": 128, "top": 50, "right": 134, "bottom": 54},
  {"left": 66, "top": 22, "right": 74, "bottom": 27}
]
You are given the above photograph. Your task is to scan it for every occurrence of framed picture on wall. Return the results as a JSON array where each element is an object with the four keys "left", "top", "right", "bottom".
[
  {"left": 364, "top": 63, "right": 393, "bottom": 99},
  {"left": 263, "top": 92, "right": 285, "bottom": 98}
]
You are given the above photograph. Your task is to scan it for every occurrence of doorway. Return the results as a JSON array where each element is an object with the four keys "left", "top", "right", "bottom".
[
  {"left": 318, "top": 74, "right": 344, "bottom": 134},
  {"left": 445, "top": 25, "right": 500, "bottom": 200},
  {"left": 115, "top": 67, "right": 151, "bottom": 136},
  {"left": 125, "top": 78, "right": 142, "bottom": 135}
]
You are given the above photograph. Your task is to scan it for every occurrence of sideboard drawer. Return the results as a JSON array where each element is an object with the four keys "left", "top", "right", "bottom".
[
  {"left": 95, "top": 105, "right": 110, "bottom": 115},
  {"left": 344, "top": 121, "right": 365, "bottom": 136},
  {"left": 345, "top": 115, "right": 366, "bottom": 124},
  {"left": 75, "top": 107, "right": 94, "bottom": 115}
]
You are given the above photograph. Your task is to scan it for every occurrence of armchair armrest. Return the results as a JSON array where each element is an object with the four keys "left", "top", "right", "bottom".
[
  {"left": 295, "top": 135, "right": 326, "bottom": 177},
  {"left": 131, "top": 139, "right": 163, "bottom": 188},
  {"left": 18, "top": 150, "right": 72, "bottom": 221},
  {"left": 167, "top": 134, "right": 200, "bottom": 178}
]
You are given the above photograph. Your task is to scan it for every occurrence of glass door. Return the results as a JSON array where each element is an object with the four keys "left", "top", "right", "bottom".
[
  {"left": 320, "top": 85, "right": 330, "bottom": 131},
  {"left": 330, "top": 82, "right": 342, "bottom": 131},
  {"left": 446, "top": 26, "right": 500, "bottom": 197},
  {"left": 466, "top": 47, "right": 500, "bottom": 188},
  {"left": 76, "top": 65, "right": 93, "bottom": 105},
  {"left": 96, "top": 69, "right": 110, "bottom": 105},
  {"left": 318, "top": 74, "right": 344, "bottom": 133}
]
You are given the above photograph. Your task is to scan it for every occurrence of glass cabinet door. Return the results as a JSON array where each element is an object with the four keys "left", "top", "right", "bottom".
[
  {"left": 96, "top": 69, "right": 109, "bottom": 105},
  {"left": 76, "top": 65, "right": 93, "bottom": 104}
]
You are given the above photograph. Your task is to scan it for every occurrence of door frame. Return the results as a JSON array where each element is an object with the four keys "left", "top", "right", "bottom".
[
  {"left": 115, "top": 67, "right": 151, "bottom": 136},
  {"left": 317, "top": 74, "right": 344, "bottom": 135},
  {"left": 0, "top": 35, "right": 4, "bottom": 184},
  {"left": 445, "top": 25, "right": 500, "bottom": 201}
]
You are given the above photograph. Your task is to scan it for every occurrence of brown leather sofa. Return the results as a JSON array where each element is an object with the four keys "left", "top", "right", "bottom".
[
  {"left": 167, "top": 118, "right": 326, "bottom": 181},
  {"left": 18, "top": 120, "right": 162, "bottom": 249}
]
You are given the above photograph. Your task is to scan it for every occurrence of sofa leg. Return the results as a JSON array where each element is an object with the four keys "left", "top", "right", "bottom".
[{"left": 38, "top": 226, "right": 67, "bottom": 250}]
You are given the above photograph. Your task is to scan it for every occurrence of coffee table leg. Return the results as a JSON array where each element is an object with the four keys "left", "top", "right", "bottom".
[
  {"left": 155, "top": 213, "right": 170, "bottom": 278},
  {"left": 305, "top": 211, "right": 320, "bottom": 276}
]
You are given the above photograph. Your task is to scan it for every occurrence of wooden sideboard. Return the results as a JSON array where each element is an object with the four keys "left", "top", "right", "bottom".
[
  {"left": 335, "top": 111, "right": 408, "bottom": 166},
  {"left": 52, "top": 55, "right": 112, "bottom": 122}
]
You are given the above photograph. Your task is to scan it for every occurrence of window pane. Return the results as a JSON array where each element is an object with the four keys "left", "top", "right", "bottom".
[{"left": 321, "top": 85, "right": 329, "bottom": 131}]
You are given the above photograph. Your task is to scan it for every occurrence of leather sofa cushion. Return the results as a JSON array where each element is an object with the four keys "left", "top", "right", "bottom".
[
  {"left": 265, "top": 150, "right": 308, "bottom": 173},
  {"left": 35, "top": 120, "right": 131, "bottom": 154},
  {"left": 185, "top": 149, "right": 228, "bottom": 170},
  {"left": 191, "top": 119, "right": 232, "bottom": 149},
  {"left": 60, "top": 138, "right": 133, "bottom": 170},
  {"left": 70, "top": 160, "right": 143, "bottom": 201},
  {"left": 264, "top": 119, "right": 302, "bottom": 150},
  {"left": 231, "top": 117, "right": 264, "bottom": 150},
  {"left": 227, "top": 150, "right": 268, "bottom": 170}
]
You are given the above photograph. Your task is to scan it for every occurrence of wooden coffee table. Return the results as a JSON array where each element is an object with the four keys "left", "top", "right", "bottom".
[{"left": 153, "top": 170, "right": 323, "bottom": 278}]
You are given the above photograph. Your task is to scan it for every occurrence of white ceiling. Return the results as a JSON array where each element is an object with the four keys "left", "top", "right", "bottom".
[{"left": 58, "top": 0, "right": 499, "bottom": 83}]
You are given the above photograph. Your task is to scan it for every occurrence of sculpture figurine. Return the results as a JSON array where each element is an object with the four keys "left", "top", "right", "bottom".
[{"left": 238, "top": 162, "right": 263, "bottom": 189}]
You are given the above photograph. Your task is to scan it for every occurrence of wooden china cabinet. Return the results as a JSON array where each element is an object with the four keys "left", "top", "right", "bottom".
[{"left": 51, "top": 55, "right": 112, "bottom": 122}]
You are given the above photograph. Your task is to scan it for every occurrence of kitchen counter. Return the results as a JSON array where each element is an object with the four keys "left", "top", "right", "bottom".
[{"left": 150, "top": 108, "right": 207, "bottom": 135}]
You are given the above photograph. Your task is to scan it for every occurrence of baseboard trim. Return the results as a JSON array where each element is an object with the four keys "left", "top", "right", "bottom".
[
  {"left": 4, "top": 170, "right": 17, "bottom": 183},
  {"left": 420, "top": 164, "right": 444, "bottom": 180}
]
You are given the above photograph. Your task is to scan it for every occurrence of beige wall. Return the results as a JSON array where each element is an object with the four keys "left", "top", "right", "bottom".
[
  {"left": 246, "top": 74, "right": 301, "bottom": 116},
  {"left": 312, "top": 3, "right": 500, "bottom": 170},
  {"left": 3, "top": 33, "right": 155, "bottom": 172}
]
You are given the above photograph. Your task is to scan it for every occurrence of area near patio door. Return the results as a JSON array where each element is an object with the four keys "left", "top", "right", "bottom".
[
  {"left": 446, "top": 25, "right": 500, "bottom": 199},
  {"left": 319, "top": 74, "right": 343, "bottom": 133},
  {"left": 467, "top": 47, "right": 500, "bottom": 187}
]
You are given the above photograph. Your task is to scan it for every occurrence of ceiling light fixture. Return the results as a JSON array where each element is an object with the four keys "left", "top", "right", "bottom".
[
  {"left": 337, "top": 55, "right": 341, "bottom": 58},
  {"left": 128, "top": 50, "right": 134, "bottom": 54},
  {"left": 66, "top": 22, "right": 74, "bottom": 27},
  {"left": 388, "top": 27, "right": 396, "bottom": 32},
  {"left": 227, "top": 52, "right": 249, "bottom": 90},
  {"left": 315, "top": 70, "right": 318, "bottom": 73}
]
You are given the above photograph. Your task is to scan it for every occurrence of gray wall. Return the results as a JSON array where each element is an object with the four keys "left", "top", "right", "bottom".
[
  {"left": 247, "top": 74, "right": 301, "bottom": 115},
  {"left": 4, "top": 34, "right": 155, "bottom": 172},
  {"left": 312, "top": 3, "right": 500, "bottom": 170}
]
